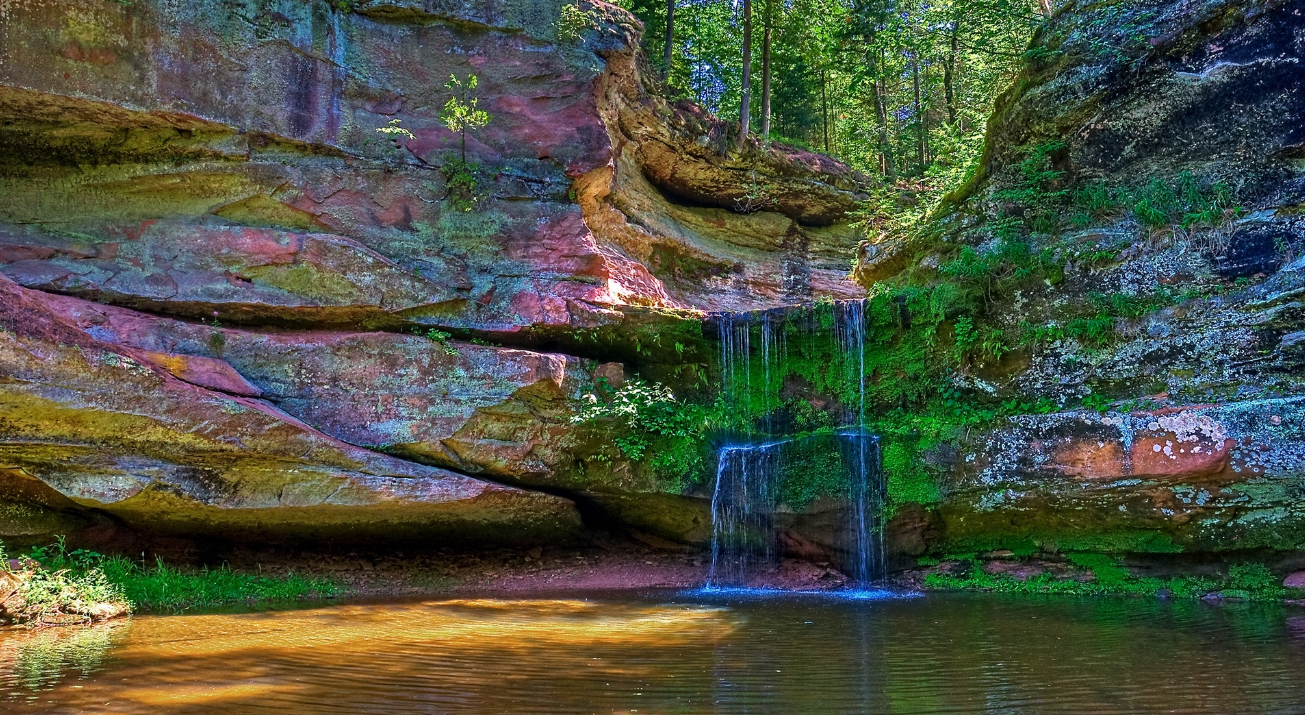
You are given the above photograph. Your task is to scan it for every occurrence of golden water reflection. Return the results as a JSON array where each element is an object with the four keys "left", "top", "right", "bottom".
[{"left": 2, "top": 594, "right": 1304, "bottom": 714}]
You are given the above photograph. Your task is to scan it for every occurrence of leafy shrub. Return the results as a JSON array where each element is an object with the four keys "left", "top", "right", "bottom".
[
  {"left": 572, "top": 379, "right": 705, "bottom": 461},
  {"left": 556, "top": 3, "right": 592, "bottom": 42},
  {"left": 3, "top": 540, "right": 128, "bottom": 626}
]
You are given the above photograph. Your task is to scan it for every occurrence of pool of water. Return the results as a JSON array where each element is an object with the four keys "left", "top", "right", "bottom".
[{"left": 3, "top": 590, "right": 1304, "bottom": 713}]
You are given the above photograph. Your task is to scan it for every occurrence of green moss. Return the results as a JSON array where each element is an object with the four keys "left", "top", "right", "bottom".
[
  {"left": 937, "top": 529, "right": 1183, "bottom": 557},
  {"left": 924, "top": 556, "right": 1287, "bottom": 601},
  {"left": 433, "top": 208, "right": 506, "bottom": 242},
  {"left": 240, "top": 263, "right": 365, "bottom": 304},
  {"left": 776, "top": 433, "right": 859, "bottom": 511},
  {"left": 650, "top": 243, "right": 739, "bottom": 285},
  {"left": 883, "top": 441, "right": 942, "bottom": 508},
  {"left": 212, "top": 194, "right": 329, "bottom": 233}
]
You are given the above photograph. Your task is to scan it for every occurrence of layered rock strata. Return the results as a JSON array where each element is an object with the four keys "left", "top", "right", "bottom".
[{"left": 0, "top": 0, "right": 868, "bottom": 547}]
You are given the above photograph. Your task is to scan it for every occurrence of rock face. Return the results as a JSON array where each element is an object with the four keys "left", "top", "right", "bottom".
[
  {"left": 0, "top": 0, "right": 867, "bottom": 548},
  {"left": 937, "top": 399, "right": 1305, "bottom": 554},
  {"left": 861, "top": 0, "right": 1305, "bottom": 283},
  {"left": 0, "top": 0, "right": 867, "bottom": 331},
  {"left": 12, "top": 0, "right": 1296, "bottom": 574},
  {"left": 0, "top": 275, "right": 581, "bottom": 544},
  {"left": 852, "top": 0, "right": 1305, "bottom": 564}
]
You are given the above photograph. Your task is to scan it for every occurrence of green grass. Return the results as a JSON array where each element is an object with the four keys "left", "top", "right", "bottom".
[
  {"left": 99, "top": 558, "right": 340, "bottom": 612},
  {"left": 4, "top": 538, "right": 341, "bottom": 622},
  {"left": 923, "top": 556, "right": 1295, "bottom": 602}
]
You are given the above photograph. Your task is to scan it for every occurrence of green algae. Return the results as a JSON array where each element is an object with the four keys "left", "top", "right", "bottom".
[{"left": 212, "top": 194, "right": 331, "bottom": 233}]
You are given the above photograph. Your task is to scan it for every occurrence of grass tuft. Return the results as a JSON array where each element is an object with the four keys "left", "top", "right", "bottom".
[{"left": 2, "top": 538, "right": 341, "bottom": 625}]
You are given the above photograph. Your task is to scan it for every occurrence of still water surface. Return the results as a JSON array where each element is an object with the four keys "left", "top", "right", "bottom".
[{"left": 2, "top": 590, "right": 1304, "bottom": 714}]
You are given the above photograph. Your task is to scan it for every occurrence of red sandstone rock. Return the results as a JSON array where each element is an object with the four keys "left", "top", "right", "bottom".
[
  {"left": 31, "top": 288, "right": 599, "bottom": 484},
  {"left": 129, "top": 350, "right": 263, "bottom": 397},
  {"left": 1285, "top": 571, "right": 1305, "bottom": 589},
  {"left": 0, "top": 274, "right": 580, "bottom": 543},
  {"left": 0, "top": 0, "right": 867, "bottom": 332}
]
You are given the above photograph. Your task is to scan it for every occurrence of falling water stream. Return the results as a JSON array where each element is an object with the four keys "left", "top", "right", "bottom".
[{"left": 708, "top": 300, "right": 887, "bottom": 588}]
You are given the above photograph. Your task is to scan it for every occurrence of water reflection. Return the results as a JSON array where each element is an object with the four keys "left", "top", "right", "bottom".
[
  {"left": 1, "top": 593, "right": 1303, "bottom": 713},
  {"left": 0, "top": 621, "right": 127, "bottom": 696}
]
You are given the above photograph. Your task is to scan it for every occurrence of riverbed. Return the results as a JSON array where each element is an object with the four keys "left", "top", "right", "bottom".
[{"left": 3, "top": 591, "right": 1303, "bottom": 713}]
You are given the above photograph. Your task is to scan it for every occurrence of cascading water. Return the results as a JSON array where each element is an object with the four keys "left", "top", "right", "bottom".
[
  {"left": 834, "top": 299, "right": 888, "bottom": 584},
  {"left": 706, "top": 300, "right": 888, "bottom": 589},
  {"left": 706, "top": 441, "right": 783, "bottom": 588},
  {"left": 707, "top": 312, "right": 782, "bottom": 589},
  {"left": 837, "top": 431, "right": 885, "bottom": 584}
]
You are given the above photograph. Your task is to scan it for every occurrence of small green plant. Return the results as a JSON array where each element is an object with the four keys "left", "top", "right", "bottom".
[
  {"left": 418, "top": 327, "right": 458, "bottom": 355},
  {"left": 556, "top": 3, "right": 592, "bottom": 42},
  {"left": 376, "top": 118, "right": 416, "bottom": 144},
  {"left": 440, "top": 74, "right": 491, "bottom": 164},
  {"left": 993, "top": 141, "right": 1068, "bottom": 236},
  {"left": 1081, "top": 392, "right": 1112, "bottom": 412},
  {"left": 441, "top": 157, "right": 486, "bottom": 212},
  {"left": 952, "top": 316, "right": 977, "bottom": 359},
  {"left": 1225, "top": 562, "right": 1286, "bottom": 600},
  {"left": 733, "top": 170, "right": 778, "bottom": 213},
  {"left": 3, "top": 537, "right": 127, "bottom": 625}
]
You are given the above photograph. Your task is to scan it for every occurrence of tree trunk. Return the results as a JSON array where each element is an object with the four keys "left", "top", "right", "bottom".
[
  {"left": 760, "top": 0, "right": 772, "bottom": 141},
  {"left": 913, "top": 51, "right": 924, "bottom": 171},
  {"left": 922, "top": 66, "right": 931, "bottom": 165},
  {"left": 871, "top": 48, "right": 894, "bottom": 178},
  {"left": 739, "top": 0, "right": 753, "bottom": 147},
  {"left": 821, "top": 67, "right": 829, "bottom": 153},
  {"left": 944, "top": 16, "right": 960, "bottom": 126},
  {"left": 663, "top": 0, "right": 675, "bottom": 81}
]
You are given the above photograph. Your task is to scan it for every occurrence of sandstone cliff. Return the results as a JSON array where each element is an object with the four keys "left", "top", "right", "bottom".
[{"left": 0, "top": 0, "right": 869, "bottom": 548}]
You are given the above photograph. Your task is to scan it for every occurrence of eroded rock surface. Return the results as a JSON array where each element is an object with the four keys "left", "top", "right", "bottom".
[
  {"left": 0, "top": 0, "right": 870, "bottom": 548},
  {"left": 0, "top": 274, "right": 581, "bottom": 544}
]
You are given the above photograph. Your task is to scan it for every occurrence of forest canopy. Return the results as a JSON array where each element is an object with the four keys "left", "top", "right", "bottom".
[{"left": 612, "top": 0, "right": 1047, "bottom": 209}]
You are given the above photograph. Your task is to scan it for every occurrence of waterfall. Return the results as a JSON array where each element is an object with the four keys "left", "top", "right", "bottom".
[
  {"left": 706, "top": 300, "right": 888, "bottom": 589},
  {"left": 706, "top": 441, "right": 784, "bottom": 588},
  {"left": 833, "top": 299, "right": 887, "bottom": 584},
  {"left": 838, "top": 431, "right": 885, "bottom": 584}
]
